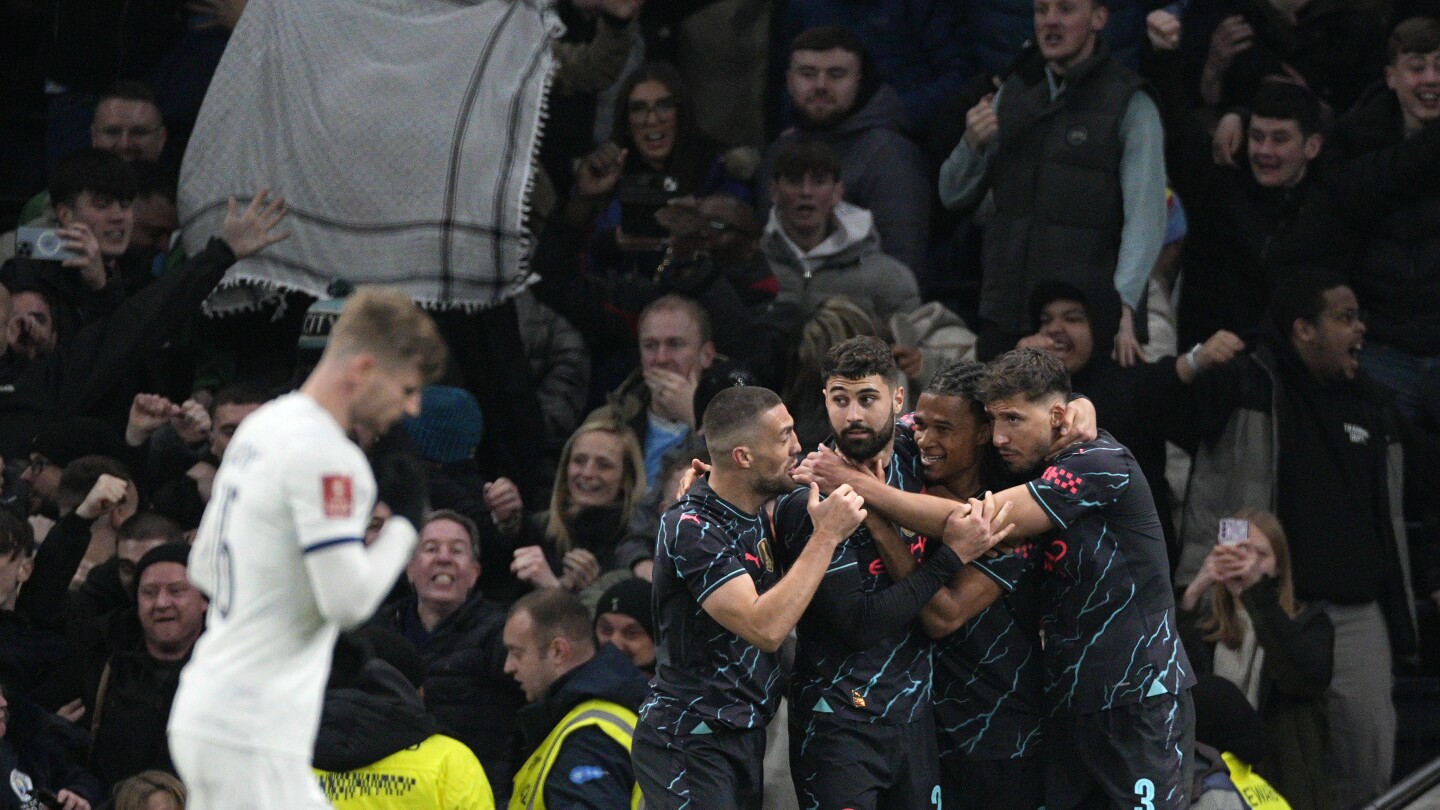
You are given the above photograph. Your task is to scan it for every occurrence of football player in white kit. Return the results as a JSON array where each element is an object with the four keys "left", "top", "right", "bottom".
[{"left": 169, "top": 287, "right": 448, "bottom": 809}]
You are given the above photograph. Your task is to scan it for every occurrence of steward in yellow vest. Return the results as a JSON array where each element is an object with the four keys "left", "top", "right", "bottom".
[
  {"left": 313, "top": 632, "right": 497, "bottom": 809},
  {"left": 317, "top": 733, "right": 495, "bottom": 810},
  {"left": 505, "top": 591, "right": 650, "bottom": 810},
  {"left": 1222, "top": 752, "right": 1293, "bottom": 810}
]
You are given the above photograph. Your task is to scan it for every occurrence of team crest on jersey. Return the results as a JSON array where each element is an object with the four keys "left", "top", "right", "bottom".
[
  {"left": 322, "top": 475, "right": 354, "bottom": 517},
  {"left": 9, "top": 769, "right": 33, "bottom": 803},
  {"left": 851, "top": 689, "right": 867, "bottom": 708},
  {"left": 757, "top": 537, "right": 776, "bottom": 573}
]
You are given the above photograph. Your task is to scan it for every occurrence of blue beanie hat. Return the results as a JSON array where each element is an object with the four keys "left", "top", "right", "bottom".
[{"left": 402, "top": 386, "right": 483, "bottom": 464}]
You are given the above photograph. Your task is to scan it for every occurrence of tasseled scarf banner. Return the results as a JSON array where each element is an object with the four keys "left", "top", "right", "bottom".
[{"left": 179, "top": 0, "right": 559, "bottom": 314}]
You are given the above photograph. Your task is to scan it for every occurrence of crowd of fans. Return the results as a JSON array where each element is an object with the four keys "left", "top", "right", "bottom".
[{"left": 1, "top": 0, "right": 1439, "bottom": 807}]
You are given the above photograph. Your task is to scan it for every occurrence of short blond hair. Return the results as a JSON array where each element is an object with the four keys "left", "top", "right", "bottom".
[
  {"left": 113, "top": 770, "right": 186, "bottom": 810},
  {"left": 326, "top": 287, "right": 447, "bottom": 384}
]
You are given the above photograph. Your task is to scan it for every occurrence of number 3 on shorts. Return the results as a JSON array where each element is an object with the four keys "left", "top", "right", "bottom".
[
  {"left": 1134, "top": 778, "right": 1155, "bottom": 810},
  {"left": 931, "top": 785, "right": 942, "bottom": 808}
]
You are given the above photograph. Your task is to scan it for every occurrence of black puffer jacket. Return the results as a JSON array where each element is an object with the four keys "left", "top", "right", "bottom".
[
  {"left": 79, "top": 608, "right": 187, "bottom": 791},
  {"left": 1326, "top": 86, "right": 1440, "bottom": 355},
  {"left": 372, "top": 595, "right": 524, "bottom": 799}
]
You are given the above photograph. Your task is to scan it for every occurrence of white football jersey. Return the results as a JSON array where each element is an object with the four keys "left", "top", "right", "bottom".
[{"left": 169, "top": 393, "right": 376, "bottom": 756}]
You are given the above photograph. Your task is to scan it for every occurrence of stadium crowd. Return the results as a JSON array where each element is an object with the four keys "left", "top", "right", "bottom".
[{"left": 2, "top": 0, "right": 1440, "bottom": 807}]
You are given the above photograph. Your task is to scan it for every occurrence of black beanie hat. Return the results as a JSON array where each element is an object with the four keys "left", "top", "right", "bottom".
[
  {"left": 132, "top": 543, "right": 191, "bottom": 599},
  {"left": 595, "top": 577, "right": 655, "bottom": 640}
]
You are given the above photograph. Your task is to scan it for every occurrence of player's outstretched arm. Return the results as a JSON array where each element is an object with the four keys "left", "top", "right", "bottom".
[
  {"left": 859, "top": 495, "right": 1014, "bottom": 641},
  {"left": 974, "top": 485, "right": 1056, "bottom": 545},
  {"left": 867, "top": 514, "right": 976, "bottom": 640},
  {"left": 303, "top": 517, "right": 419, "bottom": 629},
  {"left": 804, "top": 531, "right": 965, "bottom": 652},
  {"left": 701, "top": 484, "right": 863, "bottom": 653}
]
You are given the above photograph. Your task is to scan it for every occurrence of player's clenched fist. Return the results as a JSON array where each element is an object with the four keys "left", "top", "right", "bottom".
[
  {"left": 76, "top": 474, "right": 129, "bottom": 520},
  {"left": 806, "top": 482, "right": 865, "bottom": 544},
  {"left": 964, "top": 94, "right": 998, "bottom": 152}
]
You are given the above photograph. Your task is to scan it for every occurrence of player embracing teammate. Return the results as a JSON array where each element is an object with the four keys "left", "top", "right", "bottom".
[{"left": 643, "top": 342, "right": 1194, "bottom": 810}]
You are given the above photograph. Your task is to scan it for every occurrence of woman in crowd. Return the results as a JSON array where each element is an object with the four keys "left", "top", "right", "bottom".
[
  {"left": 564, "top": 62, "right": 751, "bottom": 254},
  {"left": 1180, "top": 509, "right": 1335, "bottom": 810},
  {"left": 510, "top": 409, "right": 647, "bottom": 604},
  {"left": 547, "top": 61, "right": 757, "bottom": 395}
]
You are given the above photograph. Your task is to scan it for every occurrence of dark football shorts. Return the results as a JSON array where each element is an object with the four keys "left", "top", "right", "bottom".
[
  {"left": 1043, "top": 689, "right": 1195, "bottom": 810},
  {"left": 633, "top": 721, "right": 766, "bottom": 810},
  {"left": 940, "top": 754, "right": 1043, "bottom": 810},
  {"left": 789, "top": 709, "right": 943, "bottom": 810}
]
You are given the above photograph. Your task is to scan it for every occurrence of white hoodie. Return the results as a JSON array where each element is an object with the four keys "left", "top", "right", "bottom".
[{"left": 760, "top": 201, "right": 920, "bottom": 320}]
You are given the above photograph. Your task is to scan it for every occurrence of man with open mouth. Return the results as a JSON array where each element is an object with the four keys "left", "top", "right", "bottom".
[
  {"left": 1324, "top": 16, "right": 1440, "bottom": 427},
  {"left": 1173, "top": 272, "right": 1420, "bottom": 807}
]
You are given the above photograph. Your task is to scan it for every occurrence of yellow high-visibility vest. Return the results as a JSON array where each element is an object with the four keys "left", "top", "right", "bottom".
[
  {"left": 509, "top": 699, "right": 642, "bottom": 810},
  {"left": 1221, "top": 752, "right": 1294, "bottom": 810},
  {"left": 315, "top": 733, "right": 495, "bottom": 810}
]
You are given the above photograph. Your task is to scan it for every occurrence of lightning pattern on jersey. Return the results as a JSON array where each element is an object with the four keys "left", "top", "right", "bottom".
[
  {"left": 933, "top": 552, "right": 1045, "bottom": 762},
  {"left": 641, "top": 479, "right": 783, "bottom": 736},
  {"left": 1024, "top": 432, "right": 1194, "bottom": 715}
]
